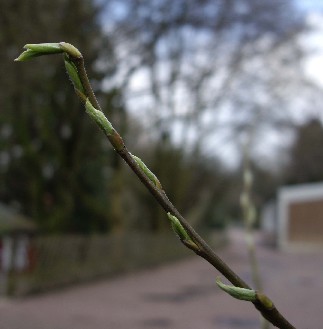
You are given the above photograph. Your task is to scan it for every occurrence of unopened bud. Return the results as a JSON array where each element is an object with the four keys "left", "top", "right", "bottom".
[
  {"left": 85, "top": 99, "right": 114, "bottom": 135},
  {"left": 15, "top": 43, "right": 63, "bottom": 61},
  {"left": 132, "top": 155, "right": 162, "bottom": 189},
  {"left": 216, "top": 277, "right": 256, "bottom": 302},
  {"left": 64, "top": 56, "right": 84, "bottom": 93},
  {"left": 167, "top": 213, "right": 191, "bottom": 242},
  {"left": 59, "top": 42, "right": 82, "bottom": 58}
]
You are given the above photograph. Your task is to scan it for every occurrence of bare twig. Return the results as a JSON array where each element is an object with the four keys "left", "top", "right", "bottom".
[
  {"left": 241, "top": 136, "right": 270, "bottom": 329},
  {"left": 15, "top": 43, "right": 296, "bottom": 329}
]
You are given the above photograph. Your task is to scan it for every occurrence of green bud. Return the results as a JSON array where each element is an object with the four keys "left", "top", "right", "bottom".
[
  {"left": 64, "top": 57, "right": 84, "bottom": 93},
  {"left": 132, "top": 155, "right": 162, "bottom": 189},
  {"left": 14, "top": 50, "right": 39, "bottom": 61},
  {"left": 15, "top": 43, "right": 63, "bottom": 61},
  {"left": 167, "top": 213, "right": 199, "bottom": 251},
  {"left": 216, "top": 277, "right": 256, "bottom": 302},
  {"left": 24, "top": 43, "right": 62, "bottom": 53},
  {"left": 167, "top": 213, "right": 191, "bottom": 241},
  {"left": 85, "top": 99, "right": 114, "bottom": 135},
  {"left": 59, "top": 42, "right": 82, "bottom": 58}
]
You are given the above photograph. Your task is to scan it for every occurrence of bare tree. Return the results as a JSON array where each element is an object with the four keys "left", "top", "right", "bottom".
[{"left": 99, "top": 0, "right": 307, "bottom": 227}]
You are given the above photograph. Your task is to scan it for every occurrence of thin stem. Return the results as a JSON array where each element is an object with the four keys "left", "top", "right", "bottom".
[
  {"left": 241, "top": 139, "right": 269, "bottom": 329},
  {"left": 73, "top": 57, "right": 252, "bottom": 289},
  {"left": 14, "top": 45, "right": 295, "bottom": 328},
  {"left": 73, "top": 57, "right": 101, "bottom": 111},
  {"left": 71, "top": 55, "right": 296, "bottom": 329}
]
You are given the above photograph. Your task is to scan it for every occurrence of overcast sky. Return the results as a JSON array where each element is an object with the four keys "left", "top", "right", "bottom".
[
  {"left": 100, "top": 1, "right": 323, "bottom": 170},
  {"left": 298, "top": 0, "right": 323, "bottom": 12}
]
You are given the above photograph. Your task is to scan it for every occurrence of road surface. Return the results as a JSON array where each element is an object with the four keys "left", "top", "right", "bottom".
[{"left": 1, "top": 229, "right": 322, "bottom": 329}]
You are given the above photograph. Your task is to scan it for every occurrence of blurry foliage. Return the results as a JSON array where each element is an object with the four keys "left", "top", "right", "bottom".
[
  {"left": 0, "top": 0, "right": 115, "bottom": 233},
  {"left": 101, "top": 0, "right": 305, "bottom": 231},
  {"left": 240, "top": 162, "right": 283, "bottom": 227},
  {"left": 129, "top": 144, "right": 231, "bottom": 232},
  {"left": 0, "top": 0, "right": 311, "bottom": 234},
  {"left": 286, "top": 118, "right": 323, "bottom": 184},
  {"left": 0, "top": 0, "right": 227, "bottom": 233},
  {"left": 105, "top": 0, "right": 305, "bottom": 149}
]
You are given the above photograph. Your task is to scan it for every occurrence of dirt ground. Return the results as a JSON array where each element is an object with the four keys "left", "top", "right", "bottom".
[{"left": 0, "top": 229, "right": 322, "bottom": 329}]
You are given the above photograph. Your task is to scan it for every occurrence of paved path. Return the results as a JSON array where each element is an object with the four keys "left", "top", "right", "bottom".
[{"left": 1, "top": 229, "right": 322, "bottom": 329}]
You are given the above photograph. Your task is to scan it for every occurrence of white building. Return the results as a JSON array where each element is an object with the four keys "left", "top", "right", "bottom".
[
  {"left": 278, "top": 182, "right": 323, "bottom": 251},
  {"left": 262, "top": 182, "right": 323, "bottom": 250}
]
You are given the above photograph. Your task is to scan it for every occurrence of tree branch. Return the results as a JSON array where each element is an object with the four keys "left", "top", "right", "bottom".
[{"left": 15, "top": 42, "right": 296, "bottom": 329}]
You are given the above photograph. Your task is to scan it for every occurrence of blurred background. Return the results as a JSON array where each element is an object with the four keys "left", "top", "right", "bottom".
[{"left": 1, "top": 0, "right": 323, "bottom": 328}]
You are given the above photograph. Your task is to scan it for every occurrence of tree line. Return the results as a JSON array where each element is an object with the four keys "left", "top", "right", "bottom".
[{"left": 1, "top": 0, "right": 321, "bottom": 233}]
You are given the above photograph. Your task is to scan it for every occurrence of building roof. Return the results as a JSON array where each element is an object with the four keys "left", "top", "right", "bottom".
[{"left": 279, "top": 181, "right": 323, "bottom": 202}]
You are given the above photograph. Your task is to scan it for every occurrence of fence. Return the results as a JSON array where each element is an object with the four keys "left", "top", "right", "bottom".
[{"left": 2, "top": 230, "right": 225, "bottom": 296}]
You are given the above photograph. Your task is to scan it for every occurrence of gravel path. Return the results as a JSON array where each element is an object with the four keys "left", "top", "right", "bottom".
[{"left": 1, "top": 229, "right": 322, "bottom": 329}]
